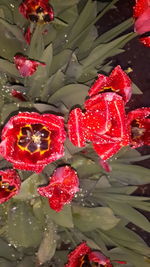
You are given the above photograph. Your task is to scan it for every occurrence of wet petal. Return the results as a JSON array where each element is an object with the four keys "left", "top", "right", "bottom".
[{"left": 68, "top": 108, "right": 86, "bottom": 147}]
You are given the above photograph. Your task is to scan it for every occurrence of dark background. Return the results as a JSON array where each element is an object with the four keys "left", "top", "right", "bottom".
[{"left": 98, "top": 0, "right": 150, "bottom": 245}]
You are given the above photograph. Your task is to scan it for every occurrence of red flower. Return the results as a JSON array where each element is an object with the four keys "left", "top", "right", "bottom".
[
  {"left": 37, "top": 166, "right": 79, "bottom": 212},
  {"left": 88, "top": 66, "right": 132, "bottom": 103},
  {"left": 0, "top": 169, "right": 21, "bottom": 204},
  {"left": 127, "top": 107, "right": 150, "bottom": 148},
  {"left": 68, "top": 93, "right": 129, "bottom": 160},
  {"left": 65, "top": 242, "right": 126, "bottom": 267},
  {"left": 19, "top": 0, "right": 54, "bottom": 23},
  {"left": 14, "top": 54, "right": 46, "bottom": 77},
  {"left": 24, "top": 26, "right": 31, "bottom": 44},
  {"left": 133, "top": 0, "right": 150, "bottom": 47},
  {"left": 0, "top": 112, "right": 66, "bottom": 173},
  {"left": 11, "top": 89, "right": 26, "bottom": 101}
]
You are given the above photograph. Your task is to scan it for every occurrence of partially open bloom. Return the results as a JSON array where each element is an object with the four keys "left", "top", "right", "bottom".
[
  {"left": 127, "top": 107, "right": 150, "bottom": 148},
  {"left": 14, "top": 54, "right": 46, "bottom": 77},
  {"left": 88, "top": 65, "right": 132, "bottom": 103},
  {"left": 11, "top": 89, "right": 26, "bottom": 101},
  {"left": 133, "top": 0, "right": 150, "bottom": 47},
  {"left": 19, "top": 0, "right": 54, "bottom": 23},
  {"left": 65, "top": 242, "right": 126, "bottom": 267},
  {"left": 37, "top": 166, "right": 79, "bottom": 212},
  {"left": 68, "top": 93, "right": 129, "bottom": 160},
  {"left": 0, "top": 112, "right": 66, "bottom": 173},
  {"left": 0, "top": 169, "right": 21, "bottom": 204}
]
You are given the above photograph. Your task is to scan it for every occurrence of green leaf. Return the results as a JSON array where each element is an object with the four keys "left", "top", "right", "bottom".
[
  {"left": 0, "top": 238, "right": 20, "bottom": 261},
  {"left": 43, "top": 200, "right": 74, "bottom": 228},
  {"left": 0, "top": 18, "right": 25, "bottom": 42},
  {"left": 51, "top": 0, "right": 80, "bottom": 14},
  {"left": 0, "top": 258, "right": 15, "bottom": 267},
  {"left": 37, "top": 220, "right": 57, "bottom": 265},
  {"left": 80, "top": 33, "right": 136, "bottom": 74},
  {"left": 132, "top": 82, "right": 143, "bottom": 95},
  {"left": 65, "top": 52, "right": 83, "bottom": 82},
  {"left": 105, "top": 226, "right": 150, "bottom": 256},
  {"left": 52, "top": 17, "right": 68, "bottom": 27},
  {"left": 40, "top": 43, "right": 53, "bottom": 76},
  {"left": 72, "top": 206, "right": 120, "bottom": 232},
  {"left": 109, "top": 163, "right": 150, "bottom": 185},
  {"left": 0, "top": 59, "right": 21, "bottom": 78},
  {"left": 28, "top": 25, "right": 44, "bottom": 60},
  {"left": 71, "top": 155, "right": 102, "bottom": 178},
  {"left": 66, "top": 0, "right": 97, "bottom": 45},
  {"left": 130, "top": 201, "right": 150, "bottom": 212},
  {"left": 14, "top": 173, "right": 46, "bottom": 200},
  {"left": 16, "top": 256, "right": 35, "bottom": 267},
  {"left": 0, "top": 102, "right": 34, "bottom": 125},
  {"left": 109, "top": 247, "right": 150, "bottom": 267},
  {"left": 48, "top": 84, "right": 89, "bottom": 108},
  {"left": 105, "top": 201, "right": 150, "bottom": 233},
  {"left": 94, "top": 18, "right": 133, "bottom": 45},
  {"left": 40, "top": 69, "right": 65, "bottom": 101},
  {"left": 49, "top": 49, "right": 72, "bottom": 75},
  {"left": 7, "top": 202, "right": 42, "bottom": 248}
]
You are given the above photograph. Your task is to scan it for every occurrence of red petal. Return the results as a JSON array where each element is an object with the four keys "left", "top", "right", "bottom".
[
  {"left": 88, "top": 74, "right": 108, "bottom": 97},
  {"left": 88, "top": 66, "right": 132, "bottom": 103},
  {"left": 38, "top": 166, "right": 79, "bottom": 212},
  {"left": 83, "top": 109, "right": 111, "bottom": 141},
  {"left": 19, "top": 0, "right": 54, "bottom": 22},
  {"left": 134, "top": 8, "right": 150, "bottom": 34},
  {"left": 65, "top": 242, "right": 91, "bottom": 267},
  {"left": 140, "top": 36, "right": 150, "bottom": 46},
  {"left": 14, "top": 54, "right": 46, "bottom": 77},
  {"left": 89, "top": 251, "right": 111, "bottom": 266},
  {"left": 24, "top": 26, "right": 31, "bottom": 44},
  {"left": 127, "top": 108, "right": 150, "bottom": 147},
  {"left": 127, "top": 107, "right": 150, "bottom": 122},
  {"left": 0, "top": 112, "right": 66, "bottom": 173},
  {"left": 11, "top": 89, "right": 26, "bottom": 101},
  {"left": 68, "top": 108, "right": 86, "bottom": 147},
  {"left": 133, "top": 0, "right": 149, "bottom": 18},
  {"left": 99, "top": 159, "right": 112, "bottom": 172},
  {"left": 93, "top": 143, "right": 123, "bottom": 160},
  {"left": 0, "top": 169, "right": 21, "bottom": 204}
]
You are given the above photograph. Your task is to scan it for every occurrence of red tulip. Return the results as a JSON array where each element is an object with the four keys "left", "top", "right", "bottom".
[
  {"left": 0, "top": 169, "right": 21, "bottom": 204},
  {"left": 14, "top": 54, "right": 46, "bottom": 77},
  {"left": 133, "top": 0, "right": 150, "bottom": 47},
  {"left": 68, "top": 93, "right": 129, "bottom": 160},
  {"left": 38, "top": 166, "right": 79, "bottom": 212},
  {"left": 127, "top": 107, "right": 150, "bottom": 148},
  {"left": 19, "top": 0, "right": 54, "bottom": 23},
  {"left": 0, "top": 112, "right": 66, "bottom": 173},
  {"left": 65, "top": 242, "right": 126, "bottom": 267},
  {"left": 88, "top": 66, "right": 132, "bottom": 103}
]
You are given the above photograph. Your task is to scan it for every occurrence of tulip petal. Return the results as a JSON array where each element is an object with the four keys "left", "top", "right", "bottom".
[
  {"left": 68, "top": 108, "right": 86, "bottom": 147},
  {"left": 88, "top": 66, "right": 132, "bottom": 103},
  {"left": 38, "top": 166, "right": 79, "bottom": 212}
]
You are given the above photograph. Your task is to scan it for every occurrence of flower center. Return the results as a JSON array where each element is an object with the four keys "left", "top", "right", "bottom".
[
  {"left": 17, "top": 124, "right": 51, "bottom": 155},
  {"left": 80, "top": 255, "right": 102, "bottom": 267},
  {"left": 28, "top": 5, "right": 52, "bottom": 23},
  {"left": 0, "top": 176, "right": 16, "bottom": 193},
  {"left": 131, "top": 120, "right": 145, "bottom": 139},
  {"left": 101, "top": 86, "right": 118, "bottom": 93}
]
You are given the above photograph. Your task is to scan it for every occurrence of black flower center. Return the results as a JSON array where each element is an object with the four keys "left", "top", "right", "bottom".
[
  {"left": 28, "top": 5, "right": 52, "bottom": 23},
  {"left": 17, "top": 124, "right": 51, "bottom": 155},
  {"left": 0, "top": 175, "right": 16, "bottom": 193},
  {"left": 80, "top": 255, "right": 102, "bottom": 267},
  {"left": 131, "top": 120, "right": 145, "bottom": 140}
]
